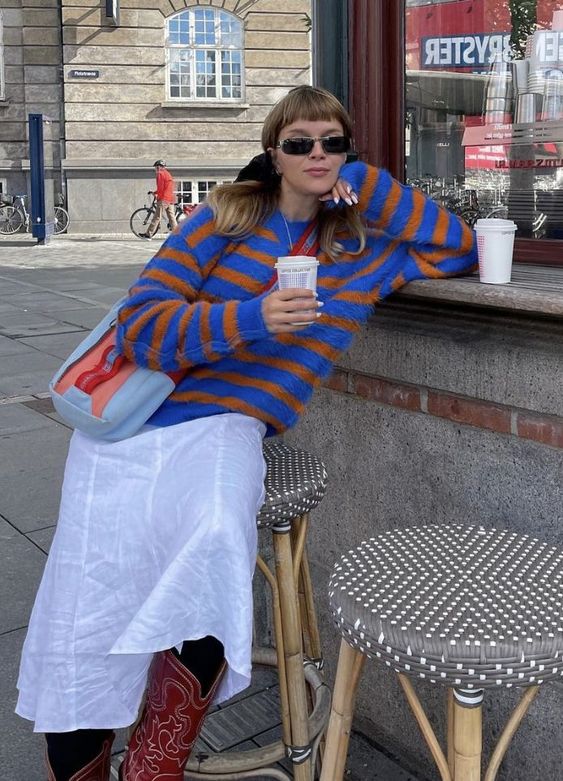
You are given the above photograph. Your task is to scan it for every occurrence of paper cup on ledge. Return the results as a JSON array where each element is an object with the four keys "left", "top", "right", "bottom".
[
  {"left": 475, "top": 218, "right": 517, "bottom": 284},
  {"left": 275, "top": 255, "right": 319, "bottom": 325}
]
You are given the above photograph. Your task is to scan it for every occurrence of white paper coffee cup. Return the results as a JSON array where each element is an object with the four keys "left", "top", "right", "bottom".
[
  {"left": 475, "top": 218, "right": 517, "bottom": 284},
  {"left": 275, "top": 255, "right": 319, "bottom": 291},
  {"left": 275, "top": 255, "right": 319, "bottom": 325}
]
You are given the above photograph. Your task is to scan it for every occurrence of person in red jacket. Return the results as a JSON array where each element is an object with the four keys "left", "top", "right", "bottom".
[{"left": 140, "top": 160, "right": 177, "bottom": 239}]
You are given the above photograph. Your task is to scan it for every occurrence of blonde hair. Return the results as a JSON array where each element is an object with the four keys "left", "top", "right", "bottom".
[{"left": 207, "top": 86, "right": 366, "bottom": 260}]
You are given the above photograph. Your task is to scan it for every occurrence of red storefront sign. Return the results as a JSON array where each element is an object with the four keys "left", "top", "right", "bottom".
[{"left": 406, "top": 0, "right": 561, "bottom": 73}]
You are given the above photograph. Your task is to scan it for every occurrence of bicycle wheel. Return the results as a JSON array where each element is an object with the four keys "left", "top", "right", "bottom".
[
  {"left": 0, "top": 205, "right": 25, "bottom": 234},
  {"left": 130, "top": 208, "right": 153, "bottom": 238},
  {"left": 53, "top": 206, "right": 70, "bottom": 234}
]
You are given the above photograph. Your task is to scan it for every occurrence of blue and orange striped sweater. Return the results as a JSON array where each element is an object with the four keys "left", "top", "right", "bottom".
[{"left": 116, "top": 161, "right": 477, "bottom": 435}]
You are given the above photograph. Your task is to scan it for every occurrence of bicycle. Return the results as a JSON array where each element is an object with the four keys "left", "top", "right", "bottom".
[
  {"left": 0, "top": 193, "right": 70, "bottom": 235},
  {"left": 129, "top": 193, "right": 195, "bottom": 238}
]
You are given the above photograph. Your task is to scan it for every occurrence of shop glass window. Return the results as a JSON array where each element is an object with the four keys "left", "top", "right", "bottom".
[
  {"left": 167, "top": 8, "right": 243, "bottom": 101},
  {"left": 0, "top": 13, "right": 4, "bottom": 101},
  {"left": 405, "top": 0, "right": 563, "bottom": 244}
]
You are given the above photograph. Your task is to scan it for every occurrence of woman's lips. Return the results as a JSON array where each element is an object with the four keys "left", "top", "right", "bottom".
[{"left": 304, "top": 168, "right": 331, "bottom": 177}]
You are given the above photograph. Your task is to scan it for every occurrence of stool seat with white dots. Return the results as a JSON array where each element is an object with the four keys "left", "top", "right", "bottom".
[
  {"left": 320, "top": 524, "right": 563, "bottom": 781},
  {"left": 258, "top": 439, "right": 329, "bottom": 528},
  {"left": 184, "top": 440, "right": 330, "bottom": 781}
]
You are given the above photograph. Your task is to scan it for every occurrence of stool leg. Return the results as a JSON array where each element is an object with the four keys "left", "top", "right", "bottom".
[
  {"left": 273, "top": 524, "right": 312, "bottom": 781},
  {"left": 452, "top": 689, "right": 483, "bottom": 781},
  {"left": 484, "top": 686, "right": 539, "bottom": 781},
  {"left": 319, "top": 639, "right": 365, "bottom": 781},
  {"left": 398, "top": 674, "right": 451, "bottom": 781},
  {"left": 256, "top": 553, "right": 292, "bottom": 745},
  {"left": 447, "top": 688, "right": 455, "bottom": 776},
  {"left": 291, "top": 514, "right": 323, "bottom": 663}
]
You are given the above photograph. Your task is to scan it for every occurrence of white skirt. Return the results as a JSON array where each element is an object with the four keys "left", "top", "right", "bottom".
[{"left": 16, "top": 413, "right": 267, "bottom": 733}]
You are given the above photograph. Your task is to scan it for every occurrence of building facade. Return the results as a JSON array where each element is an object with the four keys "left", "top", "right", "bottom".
[{"left": 0, "top": 0, "right": 312, "bottom": 232}]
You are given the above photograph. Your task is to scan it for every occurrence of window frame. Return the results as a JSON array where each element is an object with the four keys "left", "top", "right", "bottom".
[
  {"left": 165, "top": 7, "right": 244, "bottom": 104},
  {"left": 175, "top": 179, "right": 226, "bottom": 205},
  {"left": 0, "top": 12, "right": 5, "bottom": 101},
  {"left": 347, "top": 0, "right": 563, "bottom": 265}
]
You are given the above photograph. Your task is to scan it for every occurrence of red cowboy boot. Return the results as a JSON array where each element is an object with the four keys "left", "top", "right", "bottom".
[
  {"left": 119, "top": 649, "right": 225, "bottom": 781},
  {"left": 46, "top": 733, "right": 115, "bottom": 781}
]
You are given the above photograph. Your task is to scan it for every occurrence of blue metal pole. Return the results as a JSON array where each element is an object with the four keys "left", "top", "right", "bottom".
[{"left": 28, "top": 113, "right": 53, "bottom": 244}]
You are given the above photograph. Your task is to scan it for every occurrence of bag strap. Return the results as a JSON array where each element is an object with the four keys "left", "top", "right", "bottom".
[
  {"left": 291, "top": 219, "right": 320, "bottom": 257},
  {"left": 264, "top": 218, "right": 319, "bottom": 292}
]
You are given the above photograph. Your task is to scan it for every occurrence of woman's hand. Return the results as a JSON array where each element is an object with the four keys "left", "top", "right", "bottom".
[
  {"left": 319, "top": 178, "right": 359, "bottom": 206},
  {"left": 262, "top": 288, "right": 322, "bottom": 333}
]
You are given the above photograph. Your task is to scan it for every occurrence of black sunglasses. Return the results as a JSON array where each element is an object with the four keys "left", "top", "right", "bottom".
[{"left": 276, "top": 136, "right": 351, "bottom": 156}]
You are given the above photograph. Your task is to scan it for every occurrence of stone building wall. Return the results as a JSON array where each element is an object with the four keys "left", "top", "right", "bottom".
[
  {"left": 0, "top": 0, "right": 63, "bottom": 198},
  {"left": 0, "top": 0, "right": 311, "bottom": 232}
]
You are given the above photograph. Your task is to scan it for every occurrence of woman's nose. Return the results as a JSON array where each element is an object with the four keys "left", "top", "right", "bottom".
[{"left": 309, "top": 139, "right": 326, "bottom": 157}]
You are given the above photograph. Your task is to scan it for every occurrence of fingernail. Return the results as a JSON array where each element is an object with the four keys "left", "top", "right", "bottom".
[
  {"left": 351, "top": 194, "right": 359, "bottom": 204},
  {"left": 316, "top": 312, "right": 322, "bottom": 318},
  {"left": 317, "top": 300, "right": 324, "bottom": 307},
  {"left": 344, "top": 197, "right": 353, "bottom": 206},
  {"left": 333, "top": 196, "right": 340, "bottom": 204},
  {"left": 346, "top": 185, "right": 352, "bottom": 194}
]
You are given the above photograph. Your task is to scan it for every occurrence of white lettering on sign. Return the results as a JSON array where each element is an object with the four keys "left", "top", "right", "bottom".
[
  {"left": 69, "top": 69, "right": 100, "bottom": 78},
  {"left": 535, "top": 31, "right": 563, "bottom": 63},
  {"left": 422, "top": 34, "right": 511, "bottom": 68}
]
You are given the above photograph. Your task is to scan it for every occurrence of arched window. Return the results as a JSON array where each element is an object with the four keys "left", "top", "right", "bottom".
[{"left": 166, "top": 7, "right": 244, "bottom": 102}]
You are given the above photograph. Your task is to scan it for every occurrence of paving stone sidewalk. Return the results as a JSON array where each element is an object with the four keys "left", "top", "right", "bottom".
[{"left": 0, "top": 236, "right": 423, "bottom": 781}]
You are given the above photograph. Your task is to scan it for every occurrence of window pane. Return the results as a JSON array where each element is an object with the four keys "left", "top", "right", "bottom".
[
  {"left": 169, "top": 49, "right": 191, "bottom": 99},
  {"left": 196, "top": 50, "right": 217, "bottom": 98},
  {"left": 405, "top": 0, "right": 563, "bottom": 240},
  {"left": 194, "top": 8, "right": 216, "bottom": 45},
  {"left": 198, "top": 181, "right": 218, "bottom": 200},
  {"left": 221, "top": 51, "right": 242, "bottom": 99},
  {"left": 219, "top": 11, "right": 242, "bottom": 47},
  {"left": 177, "top": 180, "right": 194, "bottom": 204},
  {"left": 168, "top": 11, "right": 190, "bottom": 45}
]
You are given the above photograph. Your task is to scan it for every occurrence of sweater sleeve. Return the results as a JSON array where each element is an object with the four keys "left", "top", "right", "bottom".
[
  {"left": 339, "top": 161, "right": 478, "bottom": 281},
  {"left": 154, "top": 170, "right": 166, "bottom": 200},
  {"left": 116, "top": 205, "right": 270, "bottom": 372}
]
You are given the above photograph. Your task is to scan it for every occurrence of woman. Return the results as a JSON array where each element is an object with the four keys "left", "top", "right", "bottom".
[{"left": 16, "top": 86, "right": 477, "bottom": 781}]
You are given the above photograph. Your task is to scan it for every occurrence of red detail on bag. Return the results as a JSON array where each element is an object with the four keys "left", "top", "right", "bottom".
[
  {"left": 167, "top": 369, "right": 186, "bottom": 383},
  {"left": 75, "top": 346, "right": 125, "bottom": 394}
]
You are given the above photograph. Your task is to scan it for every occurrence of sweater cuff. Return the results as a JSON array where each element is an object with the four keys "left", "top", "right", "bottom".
[{"left": 236, "top": 297, "right": 270, "bottom": 341}]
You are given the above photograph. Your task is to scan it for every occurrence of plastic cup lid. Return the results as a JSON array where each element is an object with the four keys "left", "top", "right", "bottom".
[{"left": 475, "top": 218, "right": 517, "bottom": 230}]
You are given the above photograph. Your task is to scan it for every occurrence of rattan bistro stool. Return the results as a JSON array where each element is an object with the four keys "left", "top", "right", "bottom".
[
  {"left": 185, "top": 440, "right": 331, "bottom": 780},
  {"left": 321, "top": 525, "right": 563, "bottom": 781}
]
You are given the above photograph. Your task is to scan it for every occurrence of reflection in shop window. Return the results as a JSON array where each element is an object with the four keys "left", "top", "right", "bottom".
[
  {"left": 166, "top": 7, "right": 243, "bottom": 101},
  {"left": 0, "top": 12, "right": 4, "bottom": 101},
  {"left": 405, "top": 0, "right": 563, "bottom": 242}
]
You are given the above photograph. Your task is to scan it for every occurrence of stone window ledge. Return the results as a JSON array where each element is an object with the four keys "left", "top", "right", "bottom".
[
  {"left": 398, "top": 264, "right": 563, "bottom": 318},
  {"left": 160, "top": 101, "right": 250, "bottom": 111}
]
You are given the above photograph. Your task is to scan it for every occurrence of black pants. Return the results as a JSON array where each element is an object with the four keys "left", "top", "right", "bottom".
[{"left": 46, "top": 635, "right": 224, "bottom": 781}]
